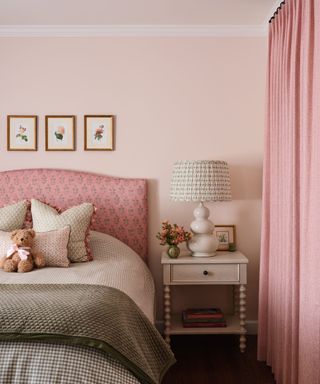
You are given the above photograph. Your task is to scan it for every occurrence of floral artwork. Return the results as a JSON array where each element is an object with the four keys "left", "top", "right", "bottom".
[
  {"left": 54, "top": 126, "right": 65, "bottom": 141},
  {"left": 84, "top": 115, "right": 114, "bottom": 150},
  {"left": 7, "top": 116, "right": 37, "bottom": 151},
  {"left": 94, "top": 125, "right": 104, "bottom": 141},
  {"left": 16, "top": 125, "right": 28, "bottom": 142},
  {"left": 217, "top": 231, "right": 229, "bottom": 244},
  {"left": 46, "top": 116, "right": 75, "bottom": 151},
  {"left": 215, "top": 225, "right": 236, "bottom": 251}
]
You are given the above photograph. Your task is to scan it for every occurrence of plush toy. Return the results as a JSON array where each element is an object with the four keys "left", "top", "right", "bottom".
[{"left": 0, "top": 229, "right": 45, "bottom": 273}]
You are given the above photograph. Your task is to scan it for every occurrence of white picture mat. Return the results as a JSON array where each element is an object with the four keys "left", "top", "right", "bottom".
[
  {"left": 86, "top": 117, "right": 113, "bottom": 149},
  {"left": 47, "top": 117, "right": 74, "bottom": 150},
  {"left": 9, "top": 117, "right": 36, "bottom": 149}
]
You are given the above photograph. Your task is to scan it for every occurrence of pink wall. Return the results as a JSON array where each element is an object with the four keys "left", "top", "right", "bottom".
[{"left": 0, "top": 37, "right": 267, "bottom": 323}]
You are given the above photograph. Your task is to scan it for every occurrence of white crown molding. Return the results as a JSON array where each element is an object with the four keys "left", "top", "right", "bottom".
[{"left": 0, "top": 24, "right": 267, "bottom": 37}]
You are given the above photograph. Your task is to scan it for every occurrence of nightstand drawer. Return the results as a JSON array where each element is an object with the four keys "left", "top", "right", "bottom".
[{"left": 171, "top": 263, "right": 239, "bottom": 283}]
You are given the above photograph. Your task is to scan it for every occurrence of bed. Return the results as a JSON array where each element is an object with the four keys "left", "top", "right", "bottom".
[{"left": 0, "top": 169, "right": 174, "bottom": 384}]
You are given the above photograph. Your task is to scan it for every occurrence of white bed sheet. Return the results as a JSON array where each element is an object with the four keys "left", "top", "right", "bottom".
[{"left": 0, "top": 231, "right": 155, "bottom": 323}]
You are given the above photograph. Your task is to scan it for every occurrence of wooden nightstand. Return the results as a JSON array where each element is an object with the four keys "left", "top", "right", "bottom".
[{"left": 161, "top": 251, "right": 249, "bottom": 353}]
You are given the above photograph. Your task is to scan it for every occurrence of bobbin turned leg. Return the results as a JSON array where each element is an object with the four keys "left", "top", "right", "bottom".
[
  {"left": 233, "top": 285, "right": 240, "bottom": 316},
  {"left": 164, "top": 285, "right": 171, "bottom": 344},
  {"left": 239, "top": 284, "right": 247, "bottom": 353}
]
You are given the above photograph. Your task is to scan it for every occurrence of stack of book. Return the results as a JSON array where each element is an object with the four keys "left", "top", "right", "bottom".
[{"left": 182, "top": 308, "right": 226, "bottom": 328}]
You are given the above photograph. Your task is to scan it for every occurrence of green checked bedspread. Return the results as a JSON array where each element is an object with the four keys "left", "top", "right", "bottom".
[{"left": 0, "top": 284, "right": 175, "bottom": 384}]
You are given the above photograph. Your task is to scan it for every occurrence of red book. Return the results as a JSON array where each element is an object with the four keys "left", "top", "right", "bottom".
[
  {"left": 184, "top": 308, "right": 224, "bottom": 315},
  {"left": 184, "top": 313, "right": 224, "bottom": 320},
  {"left": 183, "top": 322, "right": 226, "bottom": 328},
  {"left": 182, "top": 308, "right": 225, "bottom": 323}
]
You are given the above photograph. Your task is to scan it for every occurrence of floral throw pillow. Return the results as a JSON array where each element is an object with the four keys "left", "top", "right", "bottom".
[
  {"left": 31, "top": 199, "right": 95, "bottom": 262},
  {"left": 0, "top": 200, "right": 28, "bottom": 231}
]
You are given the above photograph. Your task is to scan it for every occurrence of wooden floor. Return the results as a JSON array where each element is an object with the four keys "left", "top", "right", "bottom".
[{"left": 162, "top": 335, "right": 275, "bottom": 384}]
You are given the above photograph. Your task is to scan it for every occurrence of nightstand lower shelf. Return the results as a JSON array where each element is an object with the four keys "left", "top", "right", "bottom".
[{"left": 169, "top": 314, "right": 246, "bottom": 335}]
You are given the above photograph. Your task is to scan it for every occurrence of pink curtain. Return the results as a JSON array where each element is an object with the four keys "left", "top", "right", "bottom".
[{"left": 258, "top": 1, "right": 320, "bottom": 383}]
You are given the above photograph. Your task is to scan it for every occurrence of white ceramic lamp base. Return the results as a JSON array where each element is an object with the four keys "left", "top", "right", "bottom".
[{"left": 187, "top": 202, "right": 218, "bottom": 257}]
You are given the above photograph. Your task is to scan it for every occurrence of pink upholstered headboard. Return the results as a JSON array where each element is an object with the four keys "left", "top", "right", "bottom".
[{"left": 0, "top": 169, "right": 148, "bottom": 261}]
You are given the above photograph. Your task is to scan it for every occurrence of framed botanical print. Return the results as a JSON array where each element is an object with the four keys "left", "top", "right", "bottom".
[
  {"left": 7, "top": 115, "right": 38, "bottom": 151},
  {"left": 84, "top": 115, "right": 114, "bottom": 151},
  {"left": 45, "top": 115, "right": 76, "bottom": 151},
  {"left": 215, "top": 225, "right": 236, "bottom": 251}
]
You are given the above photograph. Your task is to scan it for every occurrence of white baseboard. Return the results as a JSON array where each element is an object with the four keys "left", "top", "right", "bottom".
[{"left": 155, "top": 320, "right": 258, "bottom": 335}]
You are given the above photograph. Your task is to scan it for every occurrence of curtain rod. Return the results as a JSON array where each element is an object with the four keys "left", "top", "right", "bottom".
[{"left": 269, "top": 1, "right": 286, "bottom": 23}]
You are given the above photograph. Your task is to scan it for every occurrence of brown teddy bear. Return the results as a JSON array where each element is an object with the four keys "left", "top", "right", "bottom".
[{"left": 0, "top": 229, "right": 45, "bottom": 273}]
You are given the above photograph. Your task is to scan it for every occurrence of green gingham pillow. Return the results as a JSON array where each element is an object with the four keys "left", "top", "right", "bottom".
[
  {"left": 0, "top": 200, "right": 28, "bottom": 231},
  {"left": 31, "top": 199, "right": 95, "bottom": 262}
]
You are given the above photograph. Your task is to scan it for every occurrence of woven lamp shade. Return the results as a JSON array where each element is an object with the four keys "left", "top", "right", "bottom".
[{"left": 170, "top": 160, "right": 232, "bottom": 202}]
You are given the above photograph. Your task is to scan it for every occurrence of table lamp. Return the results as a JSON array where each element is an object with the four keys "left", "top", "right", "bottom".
[{"left": 170, "top": 160, "right": 232, "bottom": 257}]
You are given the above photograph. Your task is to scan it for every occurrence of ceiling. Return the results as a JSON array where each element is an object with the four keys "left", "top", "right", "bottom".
[{"left": 0, "top": 0, "right": 278, "bottom": 26}]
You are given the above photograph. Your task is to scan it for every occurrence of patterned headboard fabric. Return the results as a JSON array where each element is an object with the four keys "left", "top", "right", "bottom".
[{"left": 0, "top": 169, "right": 148, "bottom": 261}]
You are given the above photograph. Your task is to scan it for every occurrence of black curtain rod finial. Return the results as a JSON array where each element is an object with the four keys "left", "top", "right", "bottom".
[{"left": 269, "top": 0, "right": 286, "bottom": 23}]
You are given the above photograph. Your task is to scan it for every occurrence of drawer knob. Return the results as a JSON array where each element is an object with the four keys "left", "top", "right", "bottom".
[{"left": 203, "top": 270, "right": 209, "bottom": 276}]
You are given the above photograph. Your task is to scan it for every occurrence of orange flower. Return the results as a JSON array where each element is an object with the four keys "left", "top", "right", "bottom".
[{"left": 156, "top": 221, "right": 192, "bottom": 246}]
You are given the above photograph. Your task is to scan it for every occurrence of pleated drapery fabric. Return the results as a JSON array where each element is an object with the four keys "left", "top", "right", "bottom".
[{"left": 258, "top": 1, "right": 320, "bottom": 383}]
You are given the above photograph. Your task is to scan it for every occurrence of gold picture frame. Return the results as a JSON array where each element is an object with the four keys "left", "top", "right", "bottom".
[
  {"left": 215, "top": 225, "right": 236, "bottom": 251},
  {"left": 45, "top": 115, "right": 76, "bottom": 151},
  {"left": 84, "top": 115, "right": 114, "bottom": 151},
  {"left": 7, "top": 115, "right": 38, "bottom": 151}
]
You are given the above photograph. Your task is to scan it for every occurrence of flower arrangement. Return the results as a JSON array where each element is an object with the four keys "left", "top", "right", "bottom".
[{"left": 156, "top": 221, "right": 191, "bottom": 246}]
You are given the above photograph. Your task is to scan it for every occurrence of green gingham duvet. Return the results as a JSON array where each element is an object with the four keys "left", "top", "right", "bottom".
[
  {"left": 0, "top": 341, "right": 140, "bottom": 384},
  {"left": 0, "top": 284, "right": 175, "bottom": 384}
]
